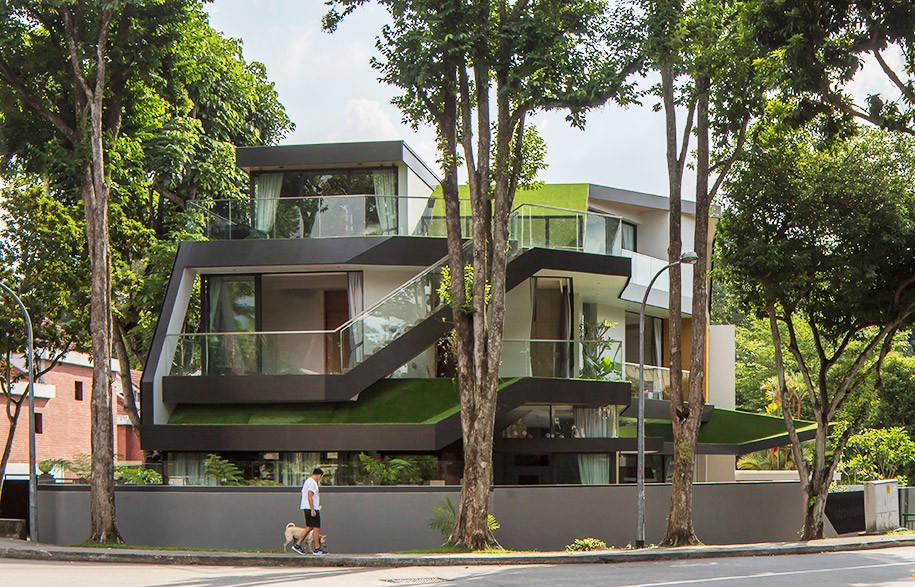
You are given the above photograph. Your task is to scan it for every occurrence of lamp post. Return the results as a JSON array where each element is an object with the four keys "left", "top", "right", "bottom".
[
  {"left": 636, "top": 250, "right": 698, "bottom": 548},
  {"left": 0, "top": 283, "right": 37, "bottom": 542}
]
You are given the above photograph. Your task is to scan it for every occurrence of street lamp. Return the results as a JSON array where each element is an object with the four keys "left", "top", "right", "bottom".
[
  {"left": 636, "top": 250, "right": 698, "bottom": 548},
  {"left": 0, "top": 283, "right": 37, "bottom": 542}
]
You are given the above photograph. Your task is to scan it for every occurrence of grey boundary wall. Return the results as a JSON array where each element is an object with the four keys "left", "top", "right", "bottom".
[{"left": 37, "top": 482, "right": 804, "bottom": 553}]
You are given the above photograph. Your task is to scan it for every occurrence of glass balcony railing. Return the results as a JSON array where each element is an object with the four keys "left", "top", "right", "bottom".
[
  {"left": 192, "top": 197, "right": 624, "bottom": 255},
  {"left": 623, "top": 362, "right": 689, "bottom": 401},
  {"left": 169, "top": 331, "right": 342, "bottom": 376},
  {"left": 620, "top": 250, "right": 694, "bottom": 297},
  {"left": 500, "top": 339, "right": 624, "bottom": 380},
  {"left": 191, "top": 195, "right": 465, "bottom": 240},
  {"left": 337, "top": 240, "right": 471, "bottom": 369},
  {"left": 510, "top": 204, "right": 622, "bottom": 256}
]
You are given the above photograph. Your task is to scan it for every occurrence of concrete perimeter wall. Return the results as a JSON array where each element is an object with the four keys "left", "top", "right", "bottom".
[{"left": 37, "top": 482, "right": 803, "bottom": 553}]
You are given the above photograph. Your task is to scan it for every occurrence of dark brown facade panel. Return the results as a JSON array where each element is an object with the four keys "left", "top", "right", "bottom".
[
  {"left": 494, "top": 437, "right": 665, "bottom": 454},
  {"left": 140, "top": 423, "right": 439, "bottom": 452}
]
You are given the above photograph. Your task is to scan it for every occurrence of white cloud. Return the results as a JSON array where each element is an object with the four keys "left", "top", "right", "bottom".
[
  {"left": 846, "top": 45, "right": 905, "bottom": 110},
  {"left": 341, "top": 99, "right": 399, "bottom": 140}
]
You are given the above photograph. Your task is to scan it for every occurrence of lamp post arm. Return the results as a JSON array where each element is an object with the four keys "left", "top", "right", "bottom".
[{"left": 0, "top": 283, "right": 37, "bottom": 543}]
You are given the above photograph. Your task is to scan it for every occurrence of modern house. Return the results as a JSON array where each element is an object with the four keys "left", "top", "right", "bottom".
[{"left": 140, "top": 141, "right": 809, "bottom": 487}]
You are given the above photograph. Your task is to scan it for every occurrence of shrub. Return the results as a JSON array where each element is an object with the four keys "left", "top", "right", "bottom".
[
  {"left": 204, "top": 454, "right": 244, "bottom": 485},
  {"left": 428, "top": 497, "right": 500, "bottom": 541},
  {"left": 115, "top": 466, "right": 163, "bottom": 485},
  {"left": 566, "top": 537, "right": 607, "bottom": 551}
]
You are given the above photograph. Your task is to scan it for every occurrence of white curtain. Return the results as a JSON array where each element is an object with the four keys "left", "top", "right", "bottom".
[
  {"left": 167, "top": 453, "right": 208, "bottom": 486},
  {"left": 347, "top": 272, "right": 364, "bottom": 366},
  {"left": 652, "top": 318, "right": 663, "bottom": 366},
  {"left": 574, "top": 407, "right": 617, "bottom": 485},
  {"left": 372, "top": 170, "right": 397, "bottom": 234},
  {"left": 278, "top": 452, "right": 323, "bottom": 487},
  {"left": 254, "top": 173, "right": 283, "bottom": 236}
]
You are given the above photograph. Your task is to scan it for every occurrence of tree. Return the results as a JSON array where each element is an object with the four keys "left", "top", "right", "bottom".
[
  {"left": 0, "top": 180, "right": 89, "bottom": 500},
  {"left": 718, "top": 122, "right": 915, "bottom": 539},
  {"left": 752, "top": 0, "right": 915, "bottom": 134},
  {"left": 0, "top": 0, "right": 291, "bottom": 543},
  {"left": 875, "top": 354, "right": 915, "bottom": 439},
  {"left": 641, "top": 0, "right": 766, "bottom": 545},
  {"left": 325, "top": 0, "right": 641, "bottom": 549},
  {"left": 104, "top": 8, "right": 292, "bottom": 439},
  {"left": 840, "top": 427, "right": 915, "bottom": 486}
]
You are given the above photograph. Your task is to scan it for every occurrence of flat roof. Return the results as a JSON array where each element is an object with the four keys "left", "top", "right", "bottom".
[
  {"left": 588, "top": 184, "right": 697, "bottom": 216},
  {"left": 235, "top": 140, "right": 441, "bottom": 191}
]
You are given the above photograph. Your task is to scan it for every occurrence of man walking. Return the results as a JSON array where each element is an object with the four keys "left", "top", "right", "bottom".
[{"left": 293, "top": 467, "right": 327, "bottom": 555}]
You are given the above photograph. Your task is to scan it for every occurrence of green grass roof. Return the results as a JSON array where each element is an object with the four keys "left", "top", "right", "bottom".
[
  {"left": 168, "top": 378, "right": 461, "bottom": 426},
  {"left": 619, "top": 408, "right": 816, "bottom": 446},
  {"left": 167, "top": 378, "right": 523, "bottom": 426}
]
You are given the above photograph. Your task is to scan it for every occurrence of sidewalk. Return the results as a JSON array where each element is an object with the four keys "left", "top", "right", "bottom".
[{"left": 3, "top": 534, "right": 915, "bottom": 567}]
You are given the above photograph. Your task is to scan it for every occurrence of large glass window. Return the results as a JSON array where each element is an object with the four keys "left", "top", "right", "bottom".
[
  {"left": 207, "top": 276, "right": 256, "bottom": 333},
  {"left": 204, "top": 276, "right": 257, "bottom": 375},
  {"left": 251, "top": 168, "right": 398, "bottom": 238},
  {"left": 625, "top": 311, "right": 663, "bottom": 366},
  {"left": 621, "top": 221, "right": 637, "bottom": 251}
]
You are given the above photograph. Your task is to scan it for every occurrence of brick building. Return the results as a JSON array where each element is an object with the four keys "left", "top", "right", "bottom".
[{"left": 0, "top": 352, "right": 142, "bottom": 479}]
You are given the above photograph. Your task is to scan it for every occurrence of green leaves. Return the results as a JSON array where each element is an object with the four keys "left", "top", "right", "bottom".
[{"left": 840, "top": 427, "right": 915, "bottom": 486}]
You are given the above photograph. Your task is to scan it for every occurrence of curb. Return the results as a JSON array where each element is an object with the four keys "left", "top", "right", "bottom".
[{"left": 3, "top": 535, "right": 915, "bottom": 567}]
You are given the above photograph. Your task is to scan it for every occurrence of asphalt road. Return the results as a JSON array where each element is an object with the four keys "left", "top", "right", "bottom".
[{"left": 3, "top": 546, "right": 915, "bottom": 586}]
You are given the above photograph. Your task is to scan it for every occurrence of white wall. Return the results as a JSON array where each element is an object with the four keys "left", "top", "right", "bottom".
[
  {"left": 708, "top": 324, "right": 736, "bottom": 409},
  {"left": 636, "top": 210, "right": 670, "bottom": 258},
  {"left": 361, "top": 267, "right": 427, "bottom": 308},
  {"left": 399, "top": 166, "right": 435, "bottom": 236},
  {"left": 501, "top": 280, "right": 534, "bottom": 376}
]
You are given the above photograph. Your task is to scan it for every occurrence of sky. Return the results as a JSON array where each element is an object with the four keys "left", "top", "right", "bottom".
[{"left": 204, "top": 1, "right": 903, "bottom": 199}]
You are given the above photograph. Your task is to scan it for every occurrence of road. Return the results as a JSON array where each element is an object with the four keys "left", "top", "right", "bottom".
[{"left": 3, "top": 546, "right": 915, "bottom": 586}]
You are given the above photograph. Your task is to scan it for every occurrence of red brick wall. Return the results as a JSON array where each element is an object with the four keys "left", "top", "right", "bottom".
[{"left": 0, "top": 361, "right": 142, "bottom": 470}]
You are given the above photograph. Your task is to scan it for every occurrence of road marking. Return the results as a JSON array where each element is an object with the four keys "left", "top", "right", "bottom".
[{"left": 618, "top": 560, "right": 915, "bottom": 587}]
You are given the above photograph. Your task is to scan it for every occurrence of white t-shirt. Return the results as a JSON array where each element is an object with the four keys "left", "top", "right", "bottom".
[{"left": 300, "top": 477, "right": 321, "bottom": 511}]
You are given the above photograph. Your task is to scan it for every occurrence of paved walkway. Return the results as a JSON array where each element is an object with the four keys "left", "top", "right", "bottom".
[{"left": 3, "top": 534, "right": 915, "bottom": 567}]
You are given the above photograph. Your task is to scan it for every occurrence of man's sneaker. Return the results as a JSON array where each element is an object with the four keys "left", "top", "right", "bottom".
[
  {"left": 313, "top": 548, "right": 328, "bottom": 555},
  {"left": 291, "top": 544, "right": 307, "bottom": 555}
]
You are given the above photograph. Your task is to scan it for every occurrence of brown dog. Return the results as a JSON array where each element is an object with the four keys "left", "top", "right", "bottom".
[{"left": 283, "top": 522, "right": 327, "bottom": 552}]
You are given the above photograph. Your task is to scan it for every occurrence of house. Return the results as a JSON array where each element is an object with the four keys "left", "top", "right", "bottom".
[
  {"left": 140, "top": 141, "right": 810, "bottom": 487},
  {"left": 0, "top": 352, "right": 143, "bottom": 480}
]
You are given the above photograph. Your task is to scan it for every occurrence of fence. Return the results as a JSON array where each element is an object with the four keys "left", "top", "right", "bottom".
[{"left": 37, "top": 481, "right": 805, "bottom": 553}]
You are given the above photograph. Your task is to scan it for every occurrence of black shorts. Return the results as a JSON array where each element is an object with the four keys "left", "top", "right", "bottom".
[{"left": 303, "top": 509, "right": 321, "bottom": 528}]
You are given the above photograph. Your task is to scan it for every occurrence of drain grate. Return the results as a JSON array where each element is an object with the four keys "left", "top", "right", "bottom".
[{"left": 380, "top": 579, "right": 446, "bottom": 585}]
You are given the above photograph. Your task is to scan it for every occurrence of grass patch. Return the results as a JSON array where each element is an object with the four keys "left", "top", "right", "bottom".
[
  {"left": 617, "top": 408, "right": 817, "bottom": 446},
  {"left": 887, "top": 528, "right": 915, "bottom": 535},
  {"left": 169, "top": 378, "right": 460, "bottom": 426}
]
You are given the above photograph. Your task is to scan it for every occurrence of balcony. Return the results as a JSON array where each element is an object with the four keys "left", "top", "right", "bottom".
[
  {"left": 191, "top": 195, "right": 443, "bottom": 240},
  {"left": 623, "top": 362, "right": 689, "bottom": 400},
  {"left": 619, "top": 249, "right": 694, "bottom": 306},
  {"left": 192, "top": 197, "right": 623, "bottom": 257},
  {"left": 164, "top": 204, "right": 627, "bottom": 384}
]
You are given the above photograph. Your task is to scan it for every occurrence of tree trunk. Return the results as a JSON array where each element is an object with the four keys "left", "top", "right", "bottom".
[
  {"left": 451, "top": 380, "right": 499, "bottom": 549},
  {"left": 114, "top": 318, "right": 141, "bottom": 440},
  {"left": 0, "top": 394, "right": 25, "bottom": 502},
  {"left": 662, "top": 76, "right": 710, "bottom": 547},
  {"left": 83, "top": 162, "right": 120, "bottom": 543},
  {"left": 801, "top": 477, "right": 829, "bottom": 541},
  {"left": 661, "top": 64, "right": 684, "bottom": 410}
]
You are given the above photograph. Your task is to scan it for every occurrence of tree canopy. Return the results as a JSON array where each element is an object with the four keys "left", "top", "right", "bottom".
[
  {"left": 717, "top": 120, "right": 915, "bottom": 539},
  {"left": 752, "top": 0, "right": 915, "bottom": 133}
]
